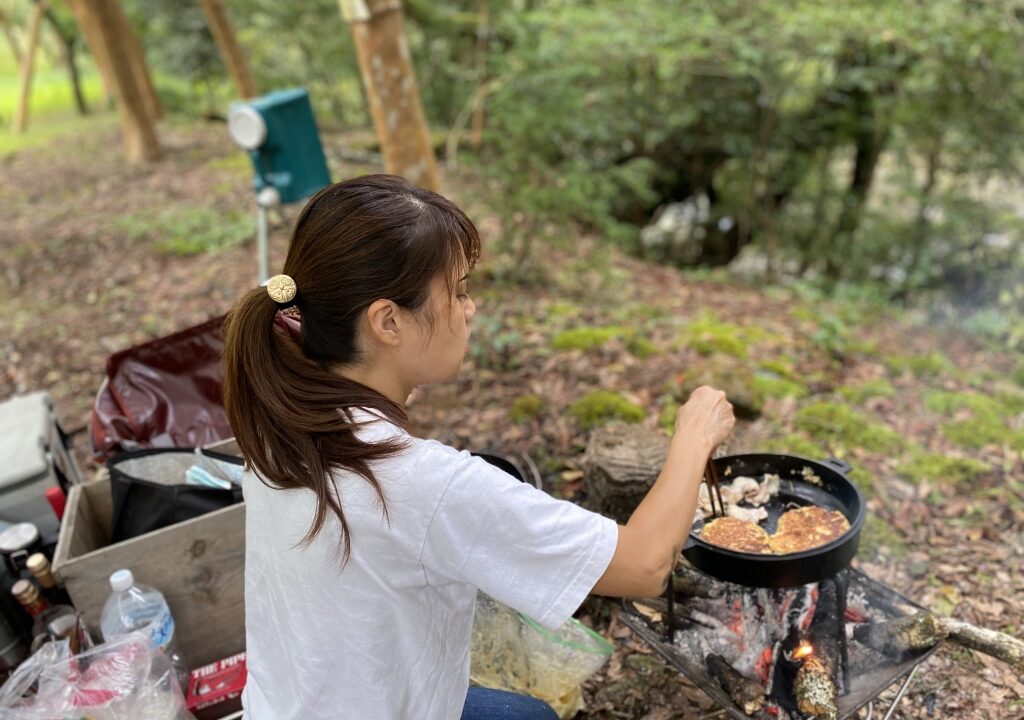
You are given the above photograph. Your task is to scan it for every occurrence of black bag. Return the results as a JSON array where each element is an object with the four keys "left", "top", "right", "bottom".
[{"left": 108, "top": 448, "right": 244, "bottom": 543}]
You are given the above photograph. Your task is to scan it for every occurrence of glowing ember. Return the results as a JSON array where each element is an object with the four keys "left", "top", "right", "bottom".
[{"left": 792, "top": 642, "right": 814, "bottom": 660}]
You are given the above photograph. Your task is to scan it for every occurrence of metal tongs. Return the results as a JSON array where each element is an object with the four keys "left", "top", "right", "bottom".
[{"left": 704, "top": 458, "right": 726, "bottom": 518}]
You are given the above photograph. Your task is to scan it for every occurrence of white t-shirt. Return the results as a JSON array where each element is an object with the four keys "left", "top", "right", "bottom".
[{"left": 240, "top": 412, "right": 618, "bottom": 720}]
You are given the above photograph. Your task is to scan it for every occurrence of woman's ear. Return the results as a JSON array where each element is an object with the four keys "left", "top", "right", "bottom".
[{"left": 365, "top": 299, "right": 402, "bottom": 347}]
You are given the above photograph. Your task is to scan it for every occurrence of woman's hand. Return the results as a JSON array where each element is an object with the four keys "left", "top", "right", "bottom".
[{"left": 674, "top": 385, "right": 735, "bottom": 450}]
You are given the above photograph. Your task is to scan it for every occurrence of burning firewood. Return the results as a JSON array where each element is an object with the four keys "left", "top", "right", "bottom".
[
  {"left": 793, "top": 578, "right": 841, "bottom": 720},
  {"left": 794, "top": 654, "right": 838, "bottom": 720},
  {"left": 706, "top": 653, "right": 765, "bottom": 716},
  {"left": 853, "top": 613, "right": 1024, "bottom": 672}
]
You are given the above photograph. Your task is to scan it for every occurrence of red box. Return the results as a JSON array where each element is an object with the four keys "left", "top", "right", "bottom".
[{"left": 186, "top": 651, "right": 247, "bottom": 720}]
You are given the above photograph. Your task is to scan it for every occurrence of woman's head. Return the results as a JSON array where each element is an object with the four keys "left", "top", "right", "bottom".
[
  {"left": 283, "top": 174, "right": 479, "bottom": 370},
  {"left": 222, "top": 175, "right": 481, "bottom": 557}
]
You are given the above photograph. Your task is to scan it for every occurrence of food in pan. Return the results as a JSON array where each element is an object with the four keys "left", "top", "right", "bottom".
[
  {"left": 700, "top": 516, "right": 773, "bottom": 554},
  {"left": 696, "top": 473, "right": 780, "bottom": 522},
  {"left": 767, "top": 506, "right": 850, "bottom": 554},
  {"left": 699, "top": 506, "right": 850, "bottom": 555}
]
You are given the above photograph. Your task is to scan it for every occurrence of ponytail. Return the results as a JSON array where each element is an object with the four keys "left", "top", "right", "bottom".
[{"left": 222, "top": 289, "right": 408, "bottom": 561}]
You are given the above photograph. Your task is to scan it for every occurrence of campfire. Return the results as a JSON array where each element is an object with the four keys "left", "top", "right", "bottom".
[{"left": 622, "top": 565, "right": 941, "bottom": 720}]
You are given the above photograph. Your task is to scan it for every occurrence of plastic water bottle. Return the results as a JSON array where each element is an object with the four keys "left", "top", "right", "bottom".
[{"left": 100, "top": 569, "right": 189, "bottom": 687}]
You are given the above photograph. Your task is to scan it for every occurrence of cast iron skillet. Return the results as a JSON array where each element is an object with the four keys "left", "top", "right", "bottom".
[{"left": 682, "top": 453, "right": 865, "bottom": 588}]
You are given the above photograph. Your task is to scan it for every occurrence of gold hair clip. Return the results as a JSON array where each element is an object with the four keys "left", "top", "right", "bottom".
[{"left": 266, "top": 274, "right": 298, "bottom": 304}]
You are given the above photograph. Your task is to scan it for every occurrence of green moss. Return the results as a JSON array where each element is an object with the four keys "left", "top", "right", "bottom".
[
  {"left": 1014, "top": 360, "right": 1024, "bottom": 387},
  {"left": 676, "top": 356, "right": 766, "bottom": 419},
  {"left": 759, "top": 357, "right": 800, "bottom": 381},
  {"left": 753, "top": 371, "right": 809, "bottom": 399},
  {"left": 509, "top": 394, "right": 546, "bottom": 424},
  {"left": 569, "top": 391, "right": 646, "bottom": 430},
  {"left": 678, "top": 313, "right": 764, "bottom": 359},
  {"left": 847, "top": 464, "right": 876, "bottom": 498},
  {"left": 795, "top": 402, "right": 903, "bottom": 454},
  {"left": 858, "top": 514, "right": 907, "bottom": 561},
  {"left": 760, "top": 433, "right": 825, "bottom": 459},
  {"left": 924, "top": 389, "right": 1024, "bottom": 450},
  {"left": 626, "top": 336, "right": 659, "bottom": 359},
  {"left": 941, "top": 417, "right": 1023, "bottom": 450},
  {"left": 551, "top": 325, "right": 657, "bottom": 358},
  {"left": 884, "top": 352, "right": 953, "bottom": 378},
  {"left": 838, "top": 378, "right": 896, "bottom": 404},
  {"left": 894, "top": 451, "right": 990, "bottom": 487},
  {"left": 658, "top": 398, "right": 679, "bottom": 434},
  {"left": 547, "top": 301, "right": 581, "bottom": 318}
]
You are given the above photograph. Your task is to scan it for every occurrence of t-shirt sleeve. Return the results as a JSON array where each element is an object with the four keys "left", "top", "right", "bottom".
[{"left": 418, "top": 448, "right": 618, "bottom": 630}]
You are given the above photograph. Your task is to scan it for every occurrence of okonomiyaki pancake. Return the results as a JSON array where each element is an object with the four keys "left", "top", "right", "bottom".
[
  {"left": 700, "top": 516, "right": 772, "bottom": 554},
  {"left": 768, "top": 506, "right": 850, "bottom": 554}
]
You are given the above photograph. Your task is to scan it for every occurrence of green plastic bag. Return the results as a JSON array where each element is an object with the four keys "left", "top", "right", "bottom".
[{"left": 470, "top": 592, "right": 613, "bottom": 719}]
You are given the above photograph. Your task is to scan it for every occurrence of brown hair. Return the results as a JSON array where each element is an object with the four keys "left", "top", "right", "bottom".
[{"left": 222, "top": 175, "right": 480, "bottom": 560}]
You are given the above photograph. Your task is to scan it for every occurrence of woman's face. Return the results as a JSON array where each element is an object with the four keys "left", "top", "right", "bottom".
[{"left": 402, "top": 270, "right": 475, "bottom": 386}]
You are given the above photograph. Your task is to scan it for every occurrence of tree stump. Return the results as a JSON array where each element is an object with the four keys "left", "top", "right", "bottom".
[{"left": 582, "top": 423, "right": 668, "bottom": 523}]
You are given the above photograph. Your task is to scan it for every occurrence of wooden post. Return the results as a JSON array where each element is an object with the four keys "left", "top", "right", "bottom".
[
  {"left": 340, "top": 0, "right": 440, "bottom": 191},
  {"left": 69, "top": 0, "right": 161, "bottom": 162},
  {"left": 12, "top": 0, "right": 47, "bottom": 134},
  {"left": 196, "top": 0, "right": 257, "bottom": 98}
]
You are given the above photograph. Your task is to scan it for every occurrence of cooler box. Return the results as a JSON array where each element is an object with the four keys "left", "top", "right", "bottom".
[{"left": 0, "top": 391, "right": 83, "bottom": 540}]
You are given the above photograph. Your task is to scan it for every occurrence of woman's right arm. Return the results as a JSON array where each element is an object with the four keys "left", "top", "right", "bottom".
[{"left": 591, "top": 385, "right": 735, "bottom": 598}]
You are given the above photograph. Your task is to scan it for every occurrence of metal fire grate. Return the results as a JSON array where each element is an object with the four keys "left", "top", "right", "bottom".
[{"left": 620, "top": 567, "right": 940, "bottom": 720}]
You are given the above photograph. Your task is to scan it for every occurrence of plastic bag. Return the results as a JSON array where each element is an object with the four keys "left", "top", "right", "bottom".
[
  {"left": 470, "top": 592, "right": 613, "bottom": 719},
  {"left": 0, "top": 633, "right": 189, "bottom": 719}
]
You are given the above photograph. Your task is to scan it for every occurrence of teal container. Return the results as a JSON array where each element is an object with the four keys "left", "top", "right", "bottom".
[{"left": 228, "top": 88, "right": 331, "bottom": 204}]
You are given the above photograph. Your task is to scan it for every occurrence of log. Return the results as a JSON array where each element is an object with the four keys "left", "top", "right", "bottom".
[
  {"left": 671, "top": 562, "right": 722, "bottom": 598},
  {"left": 706, "top": 653, "right": 765, "bottom": 716},
  {"left": 795, "top": 578, "right": 840, "bottom": 720},
  {"left": 853, "top": 613, "right": 1024, "bottom": 672},
  {"left": 582, "top": 423, "right": 668, "bottom": 523}
]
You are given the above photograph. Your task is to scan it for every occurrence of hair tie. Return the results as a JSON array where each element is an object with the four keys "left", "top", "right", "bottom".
[{"left": 266, "top": 274, "right": 298, "bottom": 305}]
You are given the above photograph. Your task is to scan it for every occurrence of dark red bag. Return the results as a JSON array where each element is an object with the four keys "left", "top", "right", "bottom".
[{"left": 90, "top": 317, "right": 233, "bottom": 461}]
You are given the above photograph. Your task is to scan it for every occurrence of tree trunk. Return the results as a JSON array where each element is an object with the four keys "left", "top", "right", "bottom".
[
  {"left": 0, "top": 7, "right": 23, "bottom": 64},
  {"left": 340, "top": 0, "right": 440, "bottom": 191},
  {"left": 12, "top": 0, "right": 47, "bottom": 134},
  {"left": 44, "top": 7, "right": 88, "bottom": 115},
  {"left": 581, "top": 423, "right": 668, "bottom": 523},
  {"left": 64, "top": 0, "right": 116, "bottom": 104},
  {"left": 196, "top": 0, "right": 257, "bottom": 98},
  {"left": 68, "top": 0, "right": 161, "bottom": 162},
  {"left": 469, "top": 0, "right": 488, "bottom": 150},
  {"left": 119, "top": 9, "right": 162, "bottom": 121}
]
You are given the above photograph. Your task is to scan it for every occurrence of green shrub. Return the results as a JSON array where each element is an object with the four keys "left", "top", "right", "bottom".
[
  {"left": 569, "top": 391, "right": 646, "bottom": 430},
  {"left": 509, "top": 395, "right": 545, "bottom": 424},
  {"left": 795, "top": 402, "right": 903, "bottom": 454}
]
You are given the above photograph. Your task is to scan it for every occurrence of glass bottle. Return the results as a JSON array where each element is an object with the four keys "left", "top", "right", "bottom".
[
  {"left": 11, "top": 579, "right": 90, "bottom": 654},
  {"left": 25, "top": 553, "right": 72, "bottom": 607}
]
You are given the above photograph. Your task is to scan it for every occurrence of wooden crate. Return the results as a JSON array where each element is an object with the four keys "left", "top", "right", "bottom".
[{"left": 52, "top": 477, "right": 246, "bottom": 668}]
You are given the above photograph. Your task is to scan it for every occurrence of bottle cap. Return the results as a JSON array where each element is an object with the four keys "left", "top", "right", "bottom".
[
  {"left": 109, "top": 569, "right": 134, "bottom": 593},
  {"left": 11, "top": 579, "right": 38, "bottom": 605},
  {"left": 25, "top": 553, "right": 48, "bottom": 574},
  {"left": 0, "top": 523, "right": 39, "bottom": 553}
]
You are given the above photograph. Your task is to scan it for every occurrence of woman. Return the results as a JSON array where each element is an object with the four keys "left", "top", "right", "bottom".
[{"left": 222, "top": 175, "right": 735, "bottom": 720}]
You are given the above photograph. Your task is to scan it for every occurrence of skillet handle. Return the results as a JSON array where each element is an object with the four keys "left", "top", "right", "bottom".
[{"left": 821, "top": 457, "right": 853, "bottom": 475}]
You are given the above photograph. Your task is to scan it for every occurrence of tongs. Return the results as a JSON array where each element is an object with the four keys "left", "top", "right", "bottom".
[{"left": 704, "top": 458, "right": 726, "bottom": 518}]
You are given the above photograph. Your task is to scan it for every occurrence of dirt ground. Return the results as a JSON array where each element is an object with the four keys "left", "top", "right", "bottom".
[{"left": 1, "top": 119, "right": 1022, "bottom": 719}]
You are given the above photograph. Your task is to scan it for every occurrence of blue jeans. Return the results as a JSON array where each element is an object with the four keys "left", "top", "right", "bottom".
[{"left": 460, "top": 687, "right": 559, "bottom": 720}]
